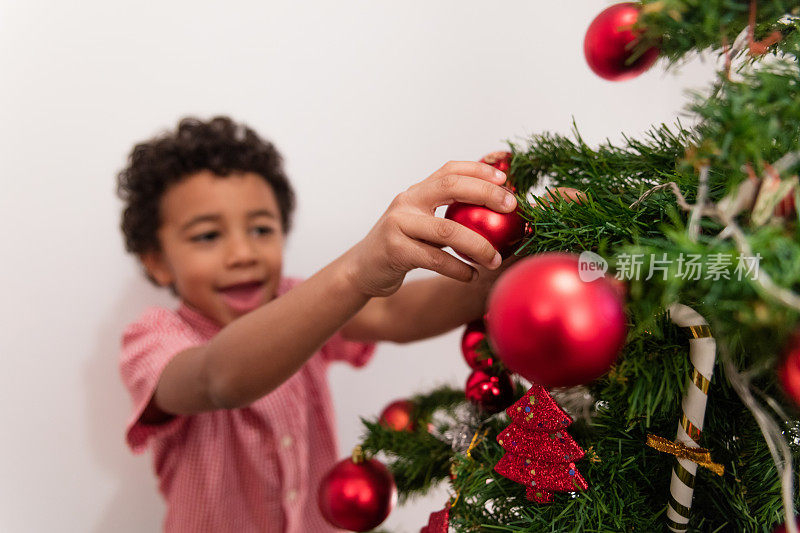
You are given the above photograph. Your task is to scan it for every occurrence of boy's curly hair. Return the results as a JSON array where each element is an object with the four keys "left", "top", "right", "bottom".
[{"left": 117, "top": 116, "right": 296, "bottom": 261}]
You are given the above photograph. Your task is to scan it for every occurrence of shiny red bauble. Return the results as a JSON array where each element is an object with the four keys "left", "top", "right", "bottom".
[
  {"left": 775, "top": 191, "right": 797, "bottom": 219},
  {"left": 584, "top": 3, "right": 660, "bottom": 81},
  {"left": 485, "top": 252, "right": 627, "bottom": 387},
  {"left": 778, "top": 332, "right": 800, "bottom": 406},
  {"left": 480, "top": 151, "right": 512, "bottom": 174},
  {"left": 465, "top": 369, "right": 514, "bottom": 414},
  {"left": 461, "top": 319, "right": 494, "bottom": 370},
  {"left": 318, "top": 455, "right": 397, "bottom": 532},
  {"left": 773, "top": 518, "right": 800, "bottom": 533},
  {"left": 444, "top": 202, "right": 525, "bottom": 262},
  {"left": 480, "top": 151, "right": 517, "bottom": 193},
  {"left": 379, "top": 399, "right": 415, "bottom": 432}
]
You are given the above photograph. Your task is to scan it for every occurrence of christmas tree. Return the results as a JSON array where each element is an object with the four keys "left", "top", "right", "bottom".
[{"left": 349, "top": 2, "right": 800, "bottom": 531}]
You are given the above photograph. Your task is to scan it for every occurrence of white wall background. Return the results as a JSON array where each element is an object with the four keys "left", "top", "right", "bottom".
[{"left": 0, "top": 1, "right": 720, "bottom": 531}]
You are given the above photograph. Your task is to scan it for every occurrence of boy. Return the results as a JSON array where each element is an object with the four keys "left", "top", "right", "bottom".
[{"left": 117, "top": 115, "right": 517, "bottom": 531}]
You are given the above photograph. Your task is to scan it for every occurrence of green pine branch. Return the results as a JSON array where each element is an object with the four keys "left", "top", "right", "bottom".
[{"left": 635, "top": 1, "right": 800, "bottom": 69}]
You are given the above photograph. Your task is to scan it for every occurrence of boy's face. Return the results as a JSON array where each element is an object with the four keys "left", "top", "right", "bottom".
[{"left": 141, "top": 170, "right": 285, "bottom": 326}]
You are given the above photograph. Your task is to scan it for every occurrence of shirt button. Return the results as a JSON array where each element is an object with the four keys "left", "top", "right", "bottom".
[
  {"left": 281, "top": 435, "right": 293, "bottom": 448},
  {"left": 286, "top": 488, "right": 298, "bottom": 502}
]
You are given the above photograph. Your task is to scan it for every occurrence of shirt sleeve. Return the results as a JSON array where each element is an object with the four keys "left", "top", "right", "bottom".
[
  {"left": 118, "top": 307, "right": 201, "bottom": 454},
  {"left": 320, "top": 329, "right": 377, "bottom": 367}
]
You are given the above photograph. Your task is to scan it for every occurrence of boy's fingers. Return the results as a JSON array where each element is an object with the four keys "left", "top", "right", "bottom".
[
  {"left": 399, "top": 213, "right": 500, "bottom": 270},
  {"left": 430, "top": 161, "right": 506, "bottom": 184},
  {"left": 409, "top": 240, "right": 476, "bottom": 283},
  {"left": 410, "top": 174, "right": 517, "bottom": 214}
]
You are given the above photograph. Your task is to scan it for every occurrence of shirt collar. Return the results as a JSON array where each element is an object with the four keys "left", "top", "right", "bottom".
[{"left": 177, "top": 301, "right": 224, "bottom": 337}]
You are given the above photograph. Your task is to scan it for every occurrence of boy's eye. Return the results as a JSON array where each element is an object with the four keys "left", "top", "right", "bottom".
[
  {"left": 191, "top": 231, "right": 219, "bottom": 242},
  {"left": 253, "top": 226, "right": 274, "bottom": 236},
  {"left": 190, "top": 227, "right": 273, "bottom": 242}
]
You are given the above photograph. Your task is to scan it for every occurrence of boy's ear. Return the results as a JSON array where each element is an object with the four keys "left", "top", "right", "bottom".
[{"left": 140, "top": 250, "right": 174, "bottom": 287}]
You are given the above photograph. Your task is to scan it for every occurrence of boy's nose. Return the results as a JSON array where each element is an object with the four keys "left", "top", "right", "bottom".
[{"left": 225, "top": 235, "right": 259, "bottom": 267}]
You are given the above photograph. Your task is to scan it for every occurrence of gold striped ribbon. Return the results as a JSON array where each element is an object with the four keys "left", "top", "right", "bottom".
[
  {"left": 692, "top": 368, "right": 710, "bottom": 394},
  {"left": 681, "top": 414, "right": 703, "bottom": 443},
  {"left": 673, "top": 460, "right": 695, "bottom": 489},
  {"left": 685, "top": 324, "right": 712, "bottom": 339}
]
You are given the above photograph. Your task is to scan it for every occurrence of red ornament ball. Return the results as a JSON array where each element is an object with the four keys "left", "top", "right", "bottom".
[
  {"left": 480, "top": 151, "right": 517, "bottom": 193},
  {"left": 485, "top": 252, "right": 627, "bottom": 387},
  {"left": 773, "top": 518, "right": 800, "bottom": 533},
  {"left": 465, "top": 369, "right": 514, "bottom": 414},
  {"left": 480, "top": 151, "right": 512, "bottom": 174},
  {"left": 379, "top": 399, "right": 415, "bottom": 432},
  {"left": 318, "top": 455, "right": 397, "bottom": 532},
  {"left": 461, "top": 319, "right": 494, "bottom": 370},
  {"left": 584, "top": 2, "right": 660, "bottom": 81},
  {"left": 444, "top": 201, "right": 525, "bottom": 262},
  {"left": 775, "top": 191, "right": 797, "bottom": 219},
  {"left": 779, "top": 332, "right": 800, "bottom": 406}
]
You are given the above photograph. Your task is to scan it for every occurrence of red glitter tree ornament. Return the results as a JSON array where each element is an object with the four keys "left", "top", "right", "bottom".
[
  {"left": 584, "top": 2, "right": 660, "bottom": 81},
  {"left": 419, "top": 502, "right": 450, "bottom": 533},
  {"left": 494, "top": 385, "right": 588, "bottom": 503}
]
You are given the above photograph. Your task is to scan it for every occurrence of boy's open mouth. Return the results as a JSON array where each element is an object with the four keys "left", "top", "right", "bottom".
[{"left": 218, "top": 281, "right": 267, "bottom": 313}]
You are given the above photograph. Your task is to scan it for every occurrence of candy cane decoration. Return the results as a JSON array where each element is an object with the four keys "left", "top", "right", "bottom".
[{"left": 665, "top": 303, "right": 717, "bottom": 532}]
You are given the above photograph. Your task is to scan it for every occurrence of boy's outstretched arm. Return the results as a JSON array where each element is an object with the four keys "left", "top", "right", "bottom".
[
  {"left": 339, "top": 255, "right": 519, "bottom": 344},
  {"left": 149, "top": 161, "right": 516, "bottom": 415}
]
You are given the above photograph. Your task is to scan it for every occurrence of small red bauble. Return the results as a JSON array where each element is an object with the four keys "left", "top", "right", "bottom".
[
  {"left": 318, "top": 453, "right": 397, "bottom": 532},
  {"left": 461, "top": 319, "right": 494, "bottom": 370},
  {"left": 444, "top": 201, "right": 525, "bottom": 262},
  {"left": 480, "top": 151, "right": 517, "bottom": 193},
  {"left": 379, "top": 399, "right": 415, "bottom": 432},
  {"left": 775, "top": 191, "right": 797, "bottom": 219},
  {"left": 485, "top": 252, "right": 627, "bottom": 387},
  {"left": 779, "top": 332, "right": 800, "bottom": 406},
  {"left": 480, "top": 151, "right": 512, "bottom": 174},
  {"left": 584, "top": 2, "right": 660, "bottom": 81},
  {"left": 773, "top": 518, "right": 800, "bottom": 533},
  {"left": 465, "top": 369, "right": 514, "bottom": 414}
]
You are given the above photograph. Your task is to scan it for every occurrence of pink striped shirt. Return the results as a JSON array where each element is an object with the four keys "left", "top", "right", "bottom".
[{"left": 119, "top": 276, "right": 376, "bottom": 532}]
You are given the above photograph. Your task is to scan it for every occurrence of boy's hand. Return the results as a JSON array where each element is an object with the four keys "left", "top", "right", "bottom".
[{"left": 344, "top": 161, "right": 518, "bottom": 298}]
